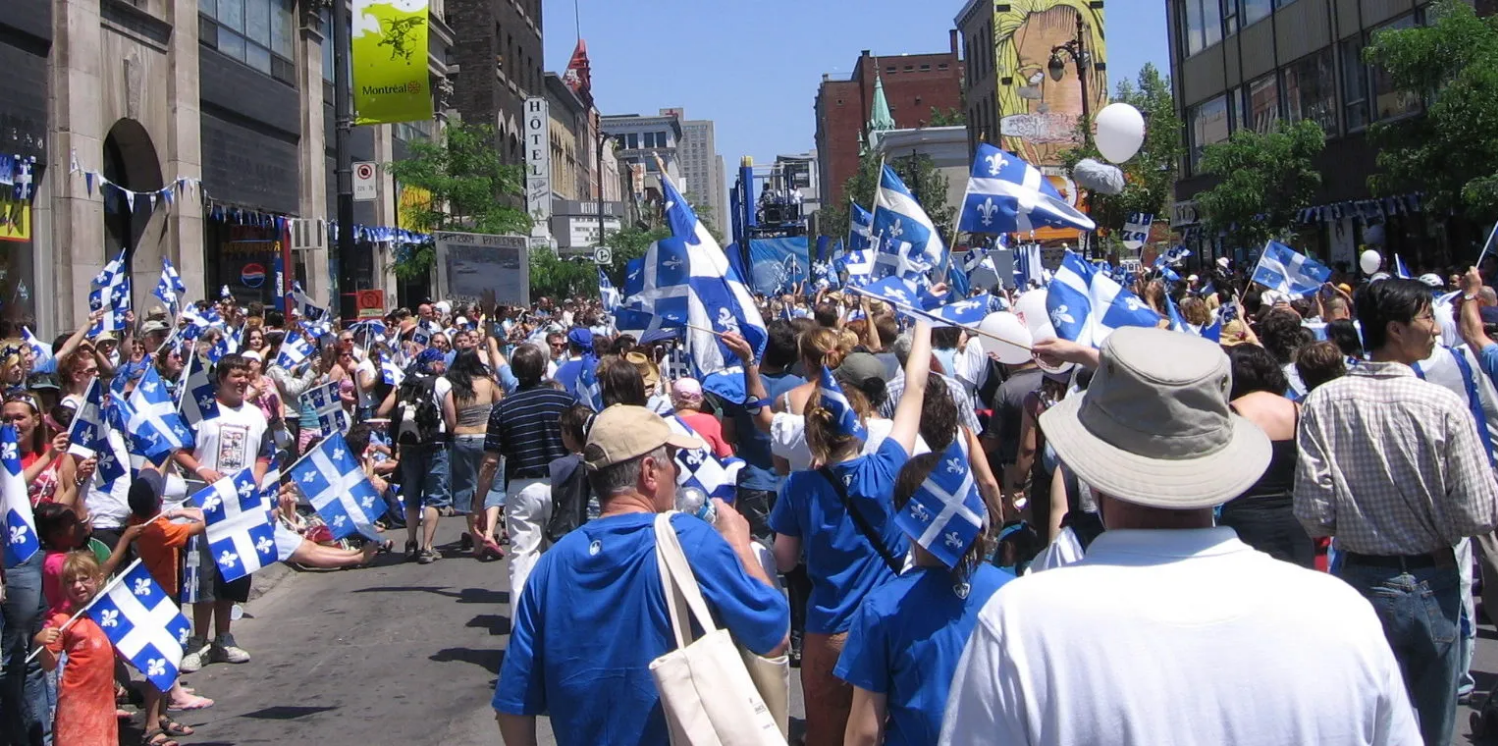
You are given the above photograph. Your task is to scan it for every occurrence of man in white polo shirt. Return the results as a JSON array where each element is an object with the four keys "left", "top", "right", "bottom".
[{"left": 940, "top": 327, "right": 1419, "bottom": 746}]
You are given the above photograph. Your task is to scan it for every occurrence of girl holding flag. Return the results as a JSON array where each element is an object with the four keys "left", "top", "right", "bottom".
[{"left": 33, "top": 552, "right": 127, "bottom": 746}]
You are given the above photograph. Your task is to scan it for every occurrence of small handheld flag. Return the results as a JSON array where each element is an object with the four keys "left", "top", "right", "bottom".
[
  {"left": 0, "top": 425, "right": 39, "bottom": 566},
  {"left": 288, "top": 432, "right": 386, "bottom": 542},
  {"left": 894, "top": 440, "right": 986, "bottom": 568},
  {"left": 197, "top": 469, "right": 278, "bottom": 583},
  {"left": 817, "top": 366, "right": 867, "bottom": 441},
  {"left": 82, "top": 559, "right": 193, "bottom": 692}
]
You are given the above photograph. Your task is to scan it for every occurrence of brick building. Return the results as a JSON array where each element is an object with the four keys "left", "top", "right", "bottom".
[
  {"left": 448, "top": 0, "right": 545, "bottom": 164},
  {"left": 813, "top": 34, "right": 965, "bottom": 210}
]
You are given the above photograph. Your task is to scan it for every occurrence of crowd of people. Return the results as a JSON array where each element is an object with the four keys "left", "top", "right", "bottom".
[{"left": 7, "top": 250, "right": 1498, "bottom": 746}]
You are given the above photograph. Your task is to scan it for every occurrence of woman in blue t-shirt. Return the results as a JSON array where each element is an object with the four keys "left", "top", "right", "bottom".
[
  {"left": 764, "top": 321, "right": 932, "bottom": 746},
  {"left": 835, "top": 443, "right": 1010, "bottom": 746}
]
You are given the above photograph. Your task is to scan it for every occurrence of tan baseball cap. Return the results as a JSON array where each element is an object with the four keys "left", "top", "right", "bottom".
[{"left": 583, "top": 405, "right": 702, "bottom": 471}]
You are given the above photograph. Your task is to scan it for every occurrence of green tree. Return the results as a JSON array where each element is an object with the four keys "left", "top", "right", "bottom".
[
  {"left": 1195, "top": 119, "right": 1326, "bottom": 250},
  {"left": 529, "top": 250, "right": 598, "bottom": 300},
  {"left": 1364, "top": 0, "right": 1498, "bottom": 221},
  {"left": 819, "top": 152, "right": 954, "bottom": 243},
  {"left": 384, "top": 122, "right": 531, "bottom": 281},
  {"left": 1059, "top": 63, "right": 1183, "bottom": 239},
  {"left": 929, "top": 107, "right": 968, "bottom": 127}
]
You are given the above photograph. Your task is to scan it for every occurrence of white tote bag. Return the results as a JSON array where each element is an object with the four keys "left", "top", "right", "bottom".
[{"left": 648, "top": 513, "right": 787, "bottom": 746}]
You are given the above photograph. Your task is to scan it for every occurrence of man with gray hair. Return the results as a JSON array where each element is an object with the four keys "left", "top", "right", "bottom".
[{"left": 494, "top": 405, "right": 788, "bottom": 746}]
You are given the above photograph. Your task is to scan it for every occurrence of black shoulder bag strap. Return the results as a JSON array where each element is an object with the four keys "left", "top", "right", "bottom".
[{"left": 817, "top": 466, "right": 902, "bottom": 574}]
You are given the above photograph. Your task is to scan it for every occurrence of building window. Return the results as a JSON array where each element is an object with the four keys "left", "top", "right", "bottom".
[
  {"left": 1188, "top": 94, "right": 1230, "bottom": 172},
  {"left": 1247, "top": 73, "right": 1280, "bottom": 132},
  {"left": 904, "top": 65, "right": 914, "bottom": 71},
  {"left": 886, "top": 65, "right": 896, "bottom": 74},
  {"left": 1222, "top": 0, "right": 1238, "bottom": 35},
  {"left": 1340, "top": 37, "right": 1369, "bottom": 131},
  {"left": 1283, "top": 49, "right": 1337, "bottom": 135},
  {"left": 1181, "top": 0, "right": 1222, "bottom": 56},
  {"left": 939, "top": 63, "right": 949, "bottom": 71},
  {"left": 202, "top": 0, "right": 296, "bottom": 81},
  {"left": 1242, "top": 0, "right": 1271, "bottom": 28},
  {"left": 1371, "top": 14, "right": 1422, "bottom": 122},
  {"left": 920, "top": 64, "right": 931, "bottom": 71}
]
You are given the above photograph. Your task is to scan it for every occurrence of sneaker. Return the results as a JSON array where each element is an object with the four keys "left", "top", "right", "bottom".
[
  {"left": 405, "top": 540, "right": 419, "bottom": 561},
  {"left": 210, "top": 634, "right": 251, "bottom": 664},
  {"left": 460, "top": 533, "right": 474, "bottom": 552},
  {"left": 179, "top": 638, "right": 209, "bottom": 673}
]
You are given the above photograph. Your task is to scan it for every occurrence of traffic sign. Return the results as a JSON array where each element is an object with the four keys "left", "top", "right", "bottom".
[
  {"left": 353, "top": 162, "right": 377, "bottom": 201},
  {"left": 593, "top": 247, "right": 612, "bottom": 265}
]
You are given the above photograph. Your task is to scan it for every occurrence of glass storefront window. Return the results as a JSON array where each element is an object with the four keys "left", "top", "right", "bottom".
[
  {"left": 1371, "top": 15, "right": 1422, "bottom": 121},
  {"left": 1242, "top": 0, "right": 1271, "bottom": 27},
  {"left": 203, "top": 0, "right": 295, "bottom": 82},
  {"left": 204, "top": 220, "right": 284, "bottom": 308}
]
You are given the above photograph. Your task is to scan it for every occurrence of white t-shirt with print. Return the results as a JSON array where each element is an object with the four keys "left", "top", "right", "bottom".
[{"left": 194, "top": 400, "right": 271, "bottom": 476}]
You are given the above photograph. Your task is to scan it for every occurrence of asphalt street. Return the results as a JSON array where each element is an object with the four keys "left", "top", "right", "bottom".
[
  {"left": 150, "top": 518, "right": 1492, "bottom": 745},
  {"left": 163, "top": 519, "right": 803, "bottom": 746}
]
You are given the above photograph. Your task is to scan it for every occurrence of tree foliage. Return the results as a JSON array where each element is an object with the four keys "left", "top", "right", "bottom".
[
  {"left": 1059, "top": 63, "right": 1183, "bottom": 235},
  {"left": 1364, "top": 0, "right": 1498, "bottom": 221},
  {"left": 929, "top": 107, "right": 968, "bottom": 127},
  {"left": 384, "top": 122, "right": 531, "bottom": 281},
  {"left": 819, "top": 152, "right": 955, "bottom": 243},
  {"left": 528, "top": 250, "right": 598, "bottom": 301},
  {"left": 1195, "top": 119, "right": 1326, "bottom": 249}
]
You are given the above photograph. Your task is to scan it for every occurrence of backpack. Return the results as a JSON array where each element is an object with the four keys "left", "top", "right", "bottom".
[{"left": 394, "top": 374, "right": 442, "bottom": 445}]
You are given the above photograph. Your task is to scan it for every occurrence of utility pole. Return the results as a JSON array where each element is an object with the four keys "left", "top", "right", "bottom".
[{"left": 333, "top": 0, "right": 355, "bottom": 318}]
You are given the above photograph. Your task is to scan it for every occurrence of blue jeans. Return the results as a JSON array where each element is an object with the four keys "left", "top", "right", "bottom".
[
  {"left": 450, "top": 435, "right": 487, "bottom": 515},
  {"left": 1, "top": 552, "right": 50, "bottom": 746},
  {"left": 399, "top": 442, "right": 452, "bottom": 511},
  {"left": 1337, "top": 561, "right": 1460, "bottom": 746}
]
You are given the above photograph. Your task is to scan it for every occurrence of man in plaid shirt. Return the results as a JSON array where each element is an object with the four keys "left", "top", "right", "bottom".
[{"left": 1296, "top": 278, "right": 1498, "bottom": 746}]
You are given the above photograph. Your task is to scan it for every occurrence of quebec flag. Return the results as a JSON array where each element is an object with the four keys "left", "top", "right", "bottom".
[
  {"left": 1252, "top": 240, "right": 1331, "bottom": 297},
  {"left": 0, "top": 425, "right": 39, "bottom": 566},
  {"left": 960, "top": 144, "right": 1095, "bottom": 234},
  {"left": 873, "top": 166, "right": 946, "bottom": 281},
  {"left": 288, "top": 432, "right": 385, "bottom": 542},
  {"left": 125, "top": 367, "right": 195, "bottom": 461},
  {"left": 894, "top": 439, "right": 985, "bottom": 569},
  {"left": 177, "top": 353, "right": 220, "bottom": 430},
  {"left": 1046, "top": 251, "right": 1162, "bottom": 347},
  {"left": 84, "top": 559, "right": 193, "bottom": 692},
  {"left": 197, "top": 469, "right": 278, "bottom": 583},
  {"left": 928, "top": 294, "right": 994, "bottom": 328},
  {"left": 667, "top": 416, "right": 744, "bottom": 502},
  {"left": 649, "top": 174, "right": 767, "bottom": 377}
]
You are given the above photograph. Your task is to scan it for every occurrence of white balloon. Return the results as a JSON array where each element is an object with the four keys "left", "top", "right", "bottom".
[
  {"left": 1012, "top": 290, "right": 1051, "bottom": 337},
  {"left": 977, "top": 312, "right": 1034, "bottom": 365},
  {"left": 1359, "top": 249, "right": 1382, "bottom": 275},
  {"left": 1094, "top": 103, "right": 1146, "bottom": 164}
]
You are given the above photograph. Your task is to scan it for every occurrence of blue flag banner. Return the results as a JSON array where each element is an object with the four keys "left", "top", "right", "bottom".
[
  {"left": 83, "top": 559, "right": 192, "bottom": 692},
  {"left": 651, "top": 175, "right": 768, "bottom": 377},
  {"left": 288, "top": 432, "right": 386, "bottom": 542},
  {"left": 0, "top": 425, "right": 39, "bottom": 566},
  {"left": 960, "top": 144, "right": 1095, "bottom": 234},
  {"left": 746, "top": 238, "right": 809, "bottom": 296},
  {"left": 894, "top": 440, "right": 985, "bottom": 568},
  {"left": 197, "top": 469, "right": 277, "bottom": 583},
  {"left": 599, "top": 268, "right": 622, "bottom": 313},
  {"left": 1121, "top": 213, "right": 1154, "bottom": 250},
  {"left": 873, "top": 166, "right": 946, "bottom": 281},
  {"left": 666, "top": 415, "right": 744, "bottom": 501},
  {"left": 1252, "top": 241, "right": 1332, "bottom": 297},
  {"left": 125, "top": 367, "right": 195, "bottom": 461},
  {"left": 177, "top": 354, "right": 219, "bottom": 430},
  {"left": 1046, "top": 250, "right": 1162, "bottom": 347},
  {"left": 574, "top": 354, "right": 604, "bottom": 411}
]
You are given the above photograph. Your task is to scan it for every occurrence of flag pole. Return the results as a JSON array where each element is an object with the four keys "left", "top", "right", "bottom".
[
  {"left": 1476, "top": 221, "right": 1498, "bottom": 272},
  {"left": 27, "top": 559, "right": 145, "bottom": 663},
  {"left": 842, "top": 286, "right": 1031, "bottom": 351}
]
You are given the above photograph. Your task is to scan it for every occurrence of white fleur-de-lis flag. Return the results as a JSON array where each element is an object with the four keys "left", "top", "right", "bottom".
[
  {"left": 960, "top": 143, "right": 1095, "bottom": 235},
  {"left": 288, "top": 431, "right": 386, "bottom": 542},
  {"left": 82, "top": 559, "right": 191, "bottom": 692},
  {"left": 894, "top": 440, "right": 987, "bottom": 569},
  {"left": 1045, "top": 250, "right": 1161, "bottom": 348},
  {"left": 0, "top": 425, "right": 39, "bottom": 566},
  {"left": 665, "top": 416, "right": 744, "bottom": 502},
  {"left": 196, "top": 468, "right": 277, "bottom": 582}
]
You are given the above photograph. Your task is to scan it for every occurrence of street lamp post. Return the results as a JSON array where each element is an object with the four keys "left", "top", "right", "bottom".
[
  {"left": 332, "top": 0, "right": 355, "bottom": 316},
  {"left": 1049, "top": 11, "right": 1094, "bottom": 255}
]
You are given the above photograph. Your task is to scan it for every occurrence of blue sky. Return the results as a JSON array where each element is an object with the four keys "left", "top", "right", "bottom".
[{"left": 542, "top": 0, "right": 1169, "bottom": 185}]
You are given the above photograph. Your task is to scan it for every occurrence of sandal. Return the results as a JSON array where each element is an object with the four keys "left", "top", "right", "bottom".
[
  {"left": 144, "top": 730, "right": 180, "bottom": 746},
  {"left": 158, "top": 716, "right": 195, "bottom": 736},
  {"left": 167, "top": 693, "right": 214, "bottom": 711}
]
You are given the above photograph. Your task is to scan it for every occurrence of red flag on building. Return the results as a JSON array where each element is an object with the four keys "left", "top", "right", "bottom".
[{"left": 562, "top": 40, "right": 593, "bottom": 106}]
